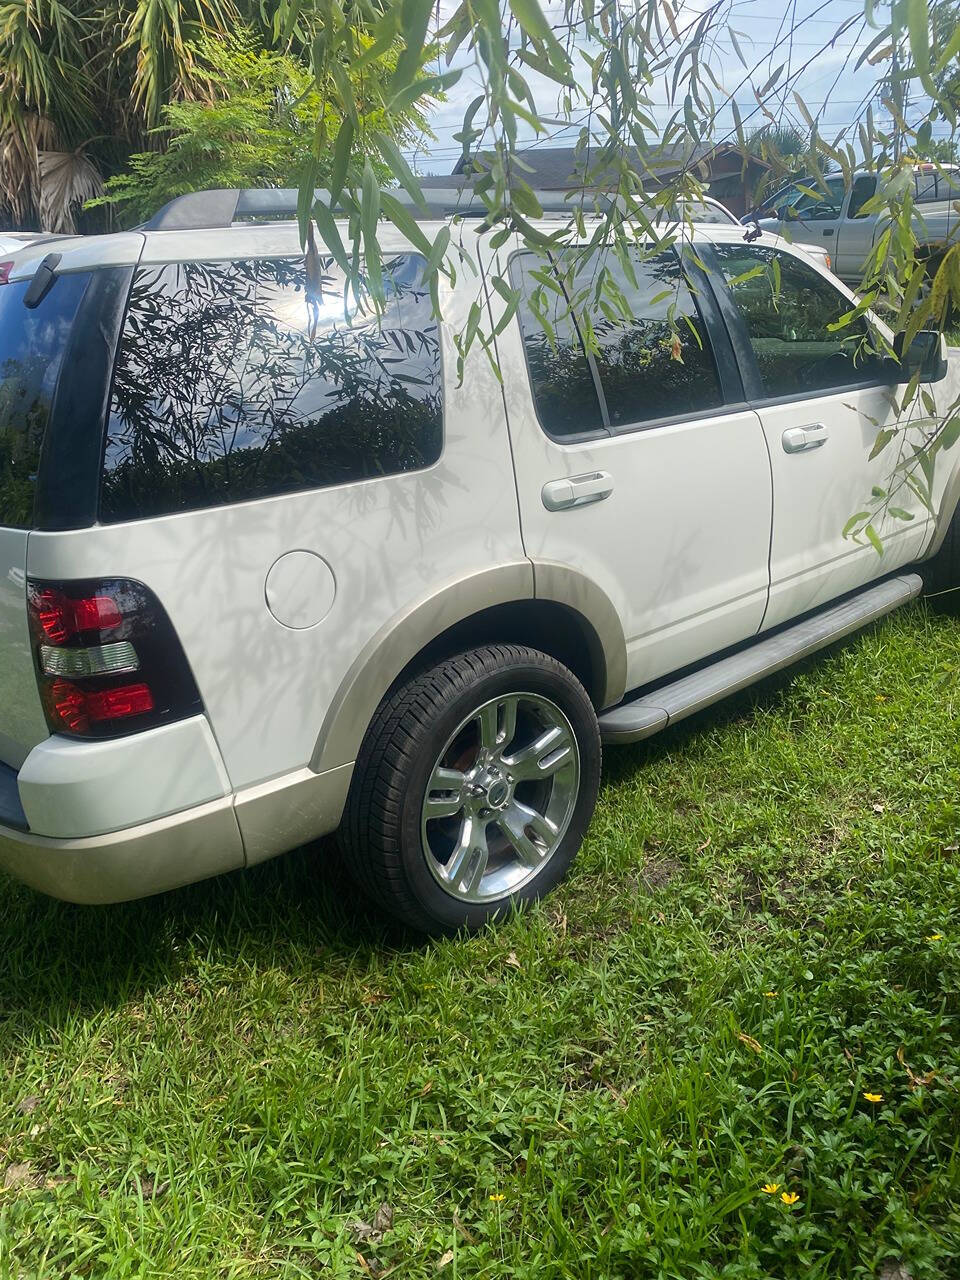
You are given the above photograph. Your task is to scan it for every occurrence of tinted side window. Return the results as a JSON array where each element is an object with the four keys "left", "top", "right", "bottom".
[
  {"left": 848, "top": 175, "right": 877, "bottom": 218},
  {"left": 772, "top": 177, "right": 843, "bottom": 221},
  {"left": 0, "top": 272, "right": 91, "bottom": 529},
  {"left": 578, "top": 251, "right": 723, "bottom": 429},
  {"left": 512, "top": 249, "right": 723, "bottom": 437},
  {"left": 102, "top": 254, "right": 442, "bottom": 522},
  {"left": 510, "top": 254, "right": 604, "bottom": 437},
  {"left": 712, "top": 244, "right": 886, "bottom": 397},
  {"left": 915, "top": 171, "right": 938, "bottom": 202}
]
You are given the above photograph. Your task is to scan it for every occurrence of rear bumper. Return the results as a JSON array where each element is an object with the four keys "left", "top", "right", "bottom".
[
  {"left": 0, "top": 738, "right": 354, "bottom": 904},
  {"left": 0, "top": 796, "right": 244, "bottom": 904},
  {"left": 0, "top": 713, "right": 245, "bottom": 902}
]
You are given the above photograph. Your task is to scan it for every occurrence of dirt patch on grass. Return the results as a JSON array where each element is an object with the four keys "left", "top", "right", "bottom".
[{"left": 638, "top": 856, "right": 683, "bottom": 893}]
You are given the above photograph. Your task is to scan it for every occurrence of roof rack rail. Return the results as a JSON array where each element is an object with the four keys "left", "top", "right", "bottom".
[{"left": 140, "top": 186, "right": 616, "bottom": 232}]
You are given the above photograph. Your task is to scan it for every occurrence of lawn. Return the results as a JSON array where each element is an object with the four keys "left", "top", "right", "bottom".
[{"left": 1, "top": 603, "right": 959, "bottom": 1279}]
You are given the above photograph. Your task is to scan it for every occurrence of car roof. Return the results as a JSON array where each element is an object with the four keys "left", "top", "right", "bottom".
[{"left": 2, "top": 206, "right": 823, "bottom": 289}]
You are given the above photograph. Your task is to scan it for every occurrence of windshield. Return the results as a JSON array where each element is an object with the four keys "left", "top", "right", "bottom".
[
  {"left": 0, "top": 271, "right": 90, "bottom": 529},
  {"left": 678, "top": 199, "right": 737, "bottom": 224},
  {"left": 760, "top": 177, "right": 845, "bottom": 221}
]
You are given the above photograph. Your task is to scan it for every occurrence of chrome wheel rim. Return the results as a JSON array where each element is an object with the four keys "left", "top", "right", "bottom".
[{"left": 420, "top": 692, "right": 581, "bottom": 904}]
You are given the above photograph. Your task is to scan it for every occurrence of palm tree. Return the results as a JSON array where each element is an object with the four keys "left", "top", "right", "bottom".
[
  {"left": 742, "top": 124, "right": 817, "bottom": 208},
  {"left": 745, "top": 125, "right": 811, "bottom": 164},
  {"left": 0, "top": 0, "right": 310, "bottom": 231}
]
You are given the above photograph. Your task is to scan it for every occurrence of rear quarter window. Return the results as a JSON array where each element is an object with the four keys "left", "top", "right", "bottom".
[
  {"left": 0, "top": 272, "right": 91, "bottom": 529},
  {"left": 101, "top": 253, "right": 442, "bottom": 522}
]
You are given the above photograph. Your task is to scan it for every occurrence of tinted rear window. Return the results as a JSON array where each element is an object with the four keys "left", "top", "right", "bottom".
[
  {"left": 0, "top": 272, "right": 90, "bottom": 529},
  {"left": 101, "top": 254, "right": 442, "bottom": 522}
]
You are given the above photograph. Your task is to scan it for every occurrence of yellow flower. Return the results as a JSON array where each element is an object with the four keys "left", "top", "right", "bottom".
[
  {"left": 863, "top": 1091, "right": 883, "bottom": 1103},
  {"left": 761, "top": 1183, "right": 780, "bottom": 1194},
  {"left": 764, "top": 991, "right": 777, "bottom": 998},
  {"left": 926, "top": 934, "right": 943, "bottom": 942},
  {"left": 488, "top": 1193, "right": 505, "bottom": 1203},
  {"left": 780, "top": 1191, "right": 800, "bottom": 1205}
]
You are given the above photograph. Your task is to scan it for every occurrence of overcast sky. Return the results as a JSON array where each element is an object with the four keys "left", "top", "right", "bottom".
[{"left": 404, "top": 0, "right": 937, "bottom": 175}]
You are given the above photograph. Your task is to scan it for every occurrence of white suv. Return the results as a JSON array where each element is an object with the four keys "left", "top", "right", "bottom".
[{"left": 0, "top": 188, "right": 957, "bottom": 933}]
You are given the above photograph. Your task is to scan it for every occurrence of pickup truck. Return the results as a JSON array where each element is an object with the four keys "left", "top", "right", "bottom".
[{"left": 748, "top": 164, "right": 960, "bottom": 282}]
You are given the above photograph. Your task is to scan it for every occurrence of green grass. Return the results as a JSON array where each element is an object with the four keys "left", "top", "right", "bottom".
[{"left": 2, "top": 605, "right": 960, "bottom": 1279}]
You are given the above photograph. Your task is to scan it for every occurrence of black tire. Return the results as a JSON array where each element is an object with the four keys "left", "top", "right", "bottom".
[
  {"left": 920, "top": 501, "right": 960, "bottom": 605},
  {"left": 339, "top": 644, "right": 601, "bottom": 934}
]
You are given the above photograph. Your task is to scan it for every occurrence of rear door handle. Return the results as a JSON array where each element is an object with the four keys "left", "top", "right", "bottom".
[
  {"left": 782, "top": 424, "right": 828, "bottom": 454},
  {"left": 541, "top": 471, "right": 614, "bottom": 511}
]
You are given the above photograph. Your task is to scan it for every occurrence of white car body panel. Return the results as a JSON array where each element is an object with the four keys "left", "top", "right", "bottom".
[
  {"left": 754, "top": 384, "right": 930, "bottom": 628},
  {"left": 486, "top": 238, "right": 773, "bottom": 684},
  {"left": 25, "top": 223, "right": 525, "bottom": 791},
  {"left": 706, "top": 225, "right": 936, "bottom": 626},
  {"left": 528, "top": 408, "right": 772, "bottom": 689},
  {"left": 0, "top": 527, "right": 47, "bottom": 767},
  {"left": 18, "top": 714, "right": 231, "bottom": 839}
]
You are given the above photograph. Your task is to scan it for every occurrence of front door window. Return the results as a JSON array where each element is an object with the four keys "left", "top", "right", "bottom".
[{"left": 711, "top": 243, "right": 886, "bottom": 398}]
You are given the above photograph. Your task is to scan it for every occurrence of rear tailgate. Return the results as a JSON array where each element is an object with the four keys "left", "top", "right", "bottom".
[
  {"left": 0, "top": 236, "right": 142, "bottom": 770},
  {"left": 0, "top": 528, "right": 45, "bottom": 768}
]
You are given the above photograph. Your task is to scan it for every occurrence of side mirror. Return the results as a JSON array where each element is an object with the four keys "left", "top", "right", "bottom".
[{"left": 892, "top": 330, "right": 949, "bottom": 383}]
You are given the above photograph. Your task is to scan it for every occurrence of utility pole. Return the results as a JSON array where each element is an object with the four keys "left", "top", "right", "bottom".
[
  {"left": 890, "top": 5, "right": 910, "bottom": 163},
  {"left": 892, "top": 34, "right": 903, "bottom": 161}
]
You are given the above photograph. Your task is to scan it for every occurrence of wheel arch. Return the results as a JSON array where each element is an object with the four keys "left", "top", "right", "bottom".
[{"left": 310, "top": 561, "right": 627, "bottom": 773}]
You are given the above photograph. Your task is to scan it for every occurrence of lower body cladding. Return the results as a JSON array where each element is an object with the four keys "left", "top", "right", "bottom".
[{"left": 0, "top": 716, "right": 354, "bottom": 904}]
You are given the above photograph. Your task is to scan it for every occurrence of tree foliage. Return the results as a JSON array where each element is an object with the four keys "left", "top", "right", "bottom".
[
  {"left": 91, "top": 27, "right": 433, "bottom": 226},
  {"left": 0, "top": 0, "right": 243, "bottom": 229},
  {"left": 275, "top": 0, "right": 960, "bottom": 550},
  {"left": 0, "top": 0, "right": 430, "bottom": 231}
]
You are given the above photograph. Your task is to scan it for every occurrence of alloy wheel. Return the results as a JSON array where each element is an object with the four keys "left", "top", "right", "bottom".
[{"left": 420, "top": 691, "right": 581, "bottom": 903}]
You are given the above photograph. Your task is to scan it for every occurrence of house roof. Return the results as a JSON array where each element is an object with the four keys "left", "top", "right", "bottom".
[{"left": 439, "top": 142, "right": 765, "bottom": 189}]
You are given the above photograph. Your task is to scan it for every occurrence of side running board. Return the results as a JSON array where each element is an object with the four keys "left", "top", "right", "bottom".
[{"left": 599, "top": 574, "right": 923, "bottom": 746}]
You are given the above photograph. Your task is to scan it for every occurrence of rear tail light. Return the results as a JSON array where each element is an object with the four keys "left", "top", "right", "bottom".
[
  {"left": 27, "top": 577, "right": 201, "bottom": 739},
  {"left": 39, "top": 641, "right": 139, "bottom": 678},
  {"left": 47, "top": 680, "right": 155, "bottom": 735},
  {"left": 0, "top": 261, "right": 13, "bottom": 286},
  {"left": 31, "top": 586, "right": 123, "bottom": 643}
]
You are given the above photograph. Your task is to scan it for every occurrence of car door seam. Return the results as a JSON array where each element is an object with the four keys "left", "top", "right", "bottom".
[
  {"left": 478, "top": 233, "right": 534, "bottom": 564},
  {"left": 697, "top": 236, "right": 775, "bottom": 634}
]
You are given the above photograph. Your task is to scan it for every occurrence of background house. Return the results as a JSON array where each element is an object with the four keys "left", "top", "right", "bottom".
[{"left": 421, "top": 141, "right": 769, "bottom": 217}]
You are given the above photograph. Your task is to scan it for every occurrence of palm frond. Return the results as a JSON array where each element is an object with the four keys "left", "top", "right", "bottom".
[
  {"left": 0, "top": 111, "right": 57, "bottom": 226},
  {"left": 37, "top": 145, "right": 102, "bottom": 231},
  {"left": 122, "top": 0, "right": 240, "bottom": 126}
]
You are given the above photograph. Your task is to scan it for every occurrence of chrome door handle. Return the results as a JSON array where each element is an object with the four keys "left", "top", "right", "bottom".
[
  {"left": 782, "top": 424, "right": 828, "bottom": 454},
  {"left": 541, "top": 471, "right": 614, "bottom": 511}
]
